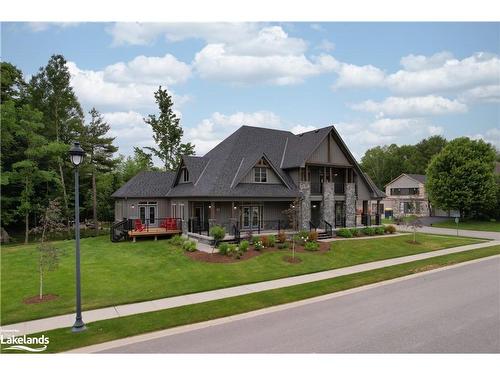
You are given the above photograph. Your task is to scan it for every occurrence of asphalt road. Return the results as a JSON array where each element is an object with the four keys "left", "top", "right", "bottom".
[{"left": 101, "top": 257, "right": 500, "bottom": 353}]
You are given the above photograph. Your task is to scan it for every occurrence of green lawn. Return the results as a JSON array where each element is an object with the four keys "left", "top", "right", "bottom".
[
  {"left": 1, "top": 233, "right": 483, "bottom": 325},
  {"left": 432, "top": 219, "right": 500, "bottom": 232},
  {"left": 13, "top": 245, "right": 500, "bottom": 353}
]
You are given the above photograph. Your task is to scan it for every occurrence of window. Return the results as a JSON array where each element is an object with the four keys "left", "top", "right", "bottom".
[
  {"left": 179, "top": 203, "right": 185, "bottom": 220},
  {"left": 254, "top": 167, "right": 267, "bottom": 183},
  {"left": 391, "top": 188, "right": 419, "bottom": 196},
  {"left": 182, "top": 168, "right": 189, "bottom": 182},
  {"left": 172, "top": 204, "right": 177, "bottom": 218}
]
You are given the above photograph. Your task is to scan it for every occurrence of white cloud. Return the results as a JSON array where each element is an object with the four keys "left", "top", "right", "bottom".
[
  {"left": 332, "top": 63, "right": 386, "bottom": 89},
  {"left": 470, "top": 128, "right": 500, "bottom": 149},
  {"left": 459, "top": 84, "right": 500, "bottom": 103},
  {"left": 67, "top": 61, "right": 189, "bottom": 112},
  {"left": 103, "top": 54, "right": 191, "bottom": 85},
  {"left": 387, "top": 52, "right": 500, "bottom": 96},
  {"left": 400, "top": 51, "right": 454, "bottom": 71},
  {"left": 316, "top": 39, "right": 335, "bottom": 52},
  {"left": 108, "top": 22, "right": 260, "bottom": 46},
  {"left": 193, "top": 44, "right": 335, "bottom": 85},
  {"left": 351, "top": 95, "right": 467, "bottom": 118}
]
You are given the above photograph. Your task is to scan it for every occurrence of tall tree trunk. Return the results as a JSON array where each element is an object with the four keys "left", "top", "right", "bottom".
[
  {"left": 92, "top": 167, "right": 98, "bottom": 236},
  {"left": 39, "top": 267, "right": 43, "bottom": 300},
  {"left": 25, "top": 212, "right": 29, "bottom": 244}
]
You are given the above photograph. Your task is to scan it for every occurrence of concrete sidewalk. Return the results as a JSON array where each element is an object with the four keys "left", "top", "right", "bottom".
[
  {"left": 396, "top": 225, "right": 500, "bottom": 240},
  {"left": 2, "top": 239, "right": 498, "bottom": 337}
]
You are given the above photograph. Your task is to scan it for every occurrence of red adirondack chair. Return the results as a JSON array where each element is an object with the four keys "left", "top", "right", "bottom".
[{"left": 134, "top": 219, "right": 145, "bottom": 232}]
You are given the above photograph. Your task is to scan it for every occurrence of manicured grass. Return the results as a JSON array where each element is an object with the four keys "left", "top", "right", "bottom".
[
  {"left": 1, "top": 233, "right": 483, "bottom": 324},
  {"left": 432, "top": 219, "right": 500, "bottom": 232},
  {"left": 382, "top": 218, "right": 395, "bottom": 224},
  {"left": 13, "top": 245, "right": 500, "bottom": 353}
]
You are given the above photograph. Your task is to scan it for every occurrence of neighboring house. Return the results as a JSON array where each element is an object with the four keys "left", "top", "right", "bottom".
[
  {"left": 382, "top": 173, "right": 458, "bottom": 218},
  {"left": 112, "top": 125, "right": 385, "bottom": 238},
  {"left": 382, "top": 174, "right": 430, "bottom": 218}
]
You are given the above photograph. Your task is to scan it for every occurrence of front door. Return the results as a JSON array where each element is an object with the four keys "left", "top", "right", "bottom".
[
  {"left": 242, "top": 206, "right": 262, "bottom": 230},
  {"left": 138, "top": 203, "right": 157, "bottom": 227},
  {"left": 310, "top": 202, "right": 321, "bottom": 228},
  {"left": 335, "top": 201, "right": 345, "bottom": 227}
]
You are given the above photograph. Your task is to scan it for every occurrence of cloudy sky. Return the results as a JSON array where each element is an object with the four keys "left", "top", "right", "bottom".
[{"left": 2, "top": 22, "right": 499, "bottom": 162}]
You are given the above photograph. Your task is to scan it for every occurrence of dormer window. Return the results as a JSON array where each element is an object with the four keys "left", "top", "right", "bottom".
[
  {"left": 254, "top": 167, "right": 267, "bottom": 183},
  {"left": 182, "top": 167, "right": 189, "bottom": 182}
]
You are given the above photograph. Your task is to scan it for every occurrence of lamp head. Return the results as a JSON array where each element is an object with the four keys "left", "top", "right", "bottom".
[{"left": 69, "top": 142, "right": 85, "bottom": 167}]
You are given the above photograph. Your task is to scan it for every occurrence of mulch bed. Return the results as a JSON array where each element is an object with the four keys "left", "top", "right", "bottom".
[
  {"left": 23, "top": 294, "right": 59, "bottom": 305},
  {"left": 185, "top": 241, "right": 331, "bottom": 263}
]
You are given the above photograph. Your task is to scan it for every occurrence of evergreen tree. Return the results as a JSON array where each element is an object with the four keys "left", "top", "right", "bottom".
[
  {"left": 29, "top": 55, "right": 84, "bottom": 224},
  {"left": 144, "top": 86, "right": 195, "bottom": 171},
  {"left": 80, "top": 108, "right": 118, "bottom": 235}
]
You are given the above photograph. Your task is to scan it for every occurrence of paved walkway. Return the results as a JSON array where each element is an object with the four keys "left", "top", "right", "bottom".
[
  {"left": 396, "top": 225, "right": 500, "bottom": 240},
  {"left": 2, "top": 239, "right": 498, "bottom": 337}
]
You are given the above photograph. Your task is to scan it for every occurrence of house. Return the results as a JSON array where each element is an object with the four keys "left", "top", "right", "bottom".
[
  {"left": 111, "top": 125, "right": 385, "bottom": 240},
  {"left": 382, "top": 173, "right": 458, "bottom": 218},
  {"left": 382, "top": 174, "right": 430, "bottom": 218}
]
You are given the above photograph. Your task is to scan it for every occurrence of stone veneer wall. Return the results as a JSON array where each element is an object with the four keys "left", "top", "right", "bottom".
[
  {"left": 345, "top": 183, "right": 356, "bottom": 227},
  {"left": 322, "top": 182, "right": 335, "bottom": 226},
  {"left": 299, "top": 181, "right": 311, "bottom": 230}
]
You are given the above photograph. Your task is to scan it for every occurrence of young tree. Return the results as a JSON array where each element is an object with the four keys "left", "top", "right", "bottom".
[
  {"left": 144, "top": 86, "right": 195, "bottom": 171},
  {"left": 29, "top": 55, "right": 84, "bottom": 223},
  {"left": 282, "top": 199, "right": 300, "bottom": 260},
  {"left": 426, "top": 137, "right": 497, "bottom": 218},
  {"left": 80, "top": 108, "right": 118, "bottom": 235},
  {"left": 31, "top": 199, "right": 65, "bottom": 300}
]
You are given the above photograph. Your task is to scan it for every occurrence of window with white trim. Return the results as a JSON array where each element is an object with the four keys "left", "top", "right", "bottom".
[{"left": 254, "top": 167, "right": 267, "bottom": 183}]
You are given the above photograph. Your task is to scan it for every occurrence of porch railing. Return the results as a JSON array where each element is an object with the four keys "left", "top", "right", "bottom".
[
  {"left": 334, "top": 183, "right": 345, "bottom": 194},
  {"left": 324, "top": 220, "right": 333, "bottom": 238},
  {"left": 310, "top": 182, "right": 323, "bottom": 194},
  {"left": 128, "top": 217, "right": 182, "bottom": 232}
]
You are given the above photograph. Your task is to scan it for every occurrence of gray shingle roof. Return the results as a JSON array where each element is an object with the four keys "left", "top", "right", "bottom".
[
  {"left": 113, "top": 125, "right": 384, "bottom": 200},
  {"left": 406, "top": 174, "right": 427, "bottom": 184},
  {"left": 111, "top": 171, "right": 176, "bottom": 198}
]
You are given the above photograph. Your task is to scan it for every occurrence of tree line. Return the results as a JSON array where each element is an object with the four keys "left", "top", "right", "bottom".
[{"left": 1, "top": 55, "right": 194, "bottom": 243}]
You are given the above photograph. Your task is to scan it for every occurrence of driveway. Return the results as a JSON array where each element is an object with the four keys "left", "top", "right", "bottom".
[{"left": 98, "top": 256, "right": 500, "bottom": 353}]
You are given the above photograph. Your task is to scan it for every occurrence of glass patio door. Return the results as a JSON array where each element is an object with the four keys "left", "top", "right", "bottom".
[{"left": 242, "top": 206, "right": 262, "bottom": 230}]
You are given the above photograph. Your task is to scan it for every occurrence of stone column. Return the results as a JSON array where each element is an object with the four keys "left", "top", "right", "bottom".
[
  {"left": 299, "top": 181, "right": 311, "bottom": 231},
  {"left": 181, "top": 219, "right": 188, "bottom": 234},
  {"left": 322, "top": 182, "right": 335, "bottom": 226},
  {"left": 345, "top": 183, "right": 356, "bottom": 227}
]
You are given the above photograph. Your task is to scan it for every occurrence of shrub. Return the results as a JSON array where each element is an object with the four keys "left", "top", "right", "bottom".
[
  {"left": 337, "top": 228, "right": 353, "bottom": 238},
  {"left": 384, "top": 225, "right": 396, "bottom": 234},
  {"left": 182, "top": 240, "right": 197, "bottom": 252},
  {"left": 170, "top": 235, "right": 186, "bottom": 246},
  {"left": 277, "top": 231, "right": 287, "bottom": 243},
  {"left": 375, "top": 226, "right": 385, "bottom": 235},
  {"left": 218, "top": 242, "right": 229, "bottom": 255},
  {"left": 251, "top": 235, "right": 260, "bottom": 244},
  {"left": 260, "top": 235, "right": 270, "bottom": 247},
  {"left": 363, "top": 227, "right": 376, "bottom": 236},
  {"left": 308, "top": 231, "right": 318, "bottom": 242},
  {"left": 268, "top": 234, "right": 276, "bottom": 247},
  {"left": 210, "top": 225, "right": 226, "bottom": 248},
  {"left": 294, "top": 230, "right": 309, "bottom": 245},
  {"left": 227, "top": 243, "right": 237, "bottom": 256},
  {"left": 238, "top": 240, "right": 249, "bottom": 252},
  {"left": 277, "top": 242, "right": 289, "bottom": 249},
  {"left": 235, "top": 249, "right": 244, "bottom": 259},
  {"left": 304, "top": 241, "right": 320, "bottom": 251},
  {"left": 349, "top": 228, "right": 362, "bottom": 237},
  {"left": 254, "top": 240, "right": 264, "bottom": 251}
]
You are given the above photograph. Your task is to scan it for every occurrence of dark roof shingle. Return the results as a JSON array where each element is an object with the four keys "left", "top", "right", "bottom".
[{"left": 111, "top": 171, "right": 176, "bottom": 198}]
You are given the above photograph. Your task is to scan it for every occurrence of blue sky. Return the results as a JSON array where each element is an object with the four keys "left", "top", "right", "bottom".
[{"left": 2, "top": 22, "right": 499, "bottom": 163}]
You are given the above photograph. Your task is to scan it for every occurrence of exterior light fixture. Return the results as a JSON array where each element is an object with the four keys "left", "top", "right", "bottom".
[{"left": 68, "top": 142, "right": 86, "bottom": 333}]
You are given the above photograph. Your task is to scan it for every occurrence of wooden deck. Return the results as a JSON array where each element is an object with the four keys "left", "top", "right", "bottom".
[{"left": 128, "top": 227, "right": 182, "bottom": 242}]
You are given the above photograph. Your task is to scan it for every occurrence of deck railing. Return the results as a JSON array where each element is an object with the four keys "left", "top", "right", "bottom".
[{"left": 128, "top": 217, "right": 182, "bottom": 233}]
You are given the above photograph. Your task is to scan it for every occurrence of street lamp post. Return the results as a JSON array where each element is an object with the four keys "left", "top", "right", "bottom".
[{"left": 69, "top": 142, "right": 86, "bottom": 333}]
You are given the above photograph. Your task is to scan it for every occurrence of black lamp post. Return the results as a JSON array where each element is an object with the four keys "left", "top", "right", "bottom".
[{"left": 69, "top": 142, "right": 86, "bottom": 333}]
